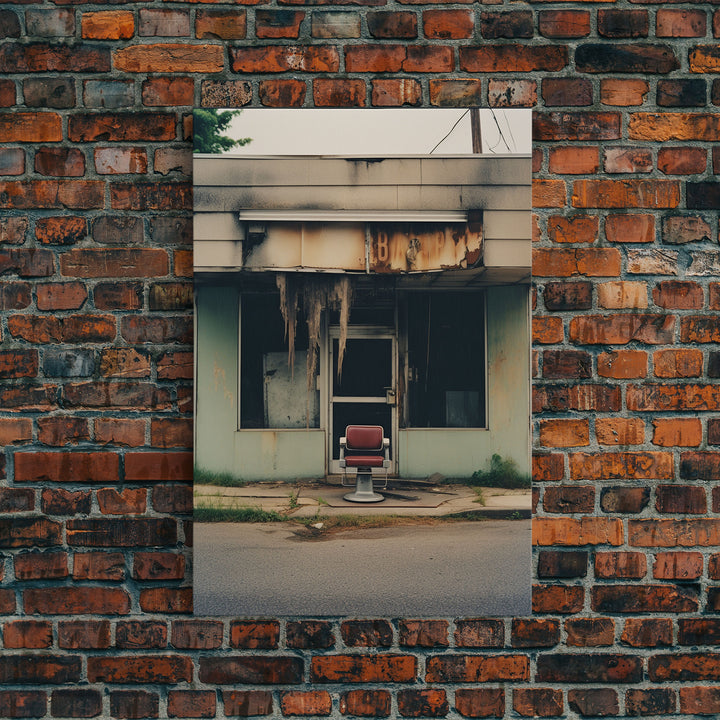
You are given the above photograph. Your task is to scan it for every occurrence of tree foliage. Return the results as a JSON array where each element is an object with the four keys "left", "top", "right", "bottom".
[{"left": 193, "top": 109, "right": 251, "bottom": 154}]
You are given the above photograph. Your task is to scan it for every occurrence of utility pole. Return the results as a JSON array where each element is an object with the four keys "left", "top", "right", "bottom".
[{"left": 470, "top": 108, "right": 482, "bottom": 154}]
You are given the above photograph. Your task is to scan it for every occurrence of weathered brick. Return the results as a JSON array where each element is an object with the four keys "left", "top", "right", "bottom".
[
  {"left": 513, "top": 688, "right": 563, "bottom": 718},
  {"left": 200, "top": 656, "right": 304, "bottom": 685},
  {"left": 625, "top": 688, "right": 675, "bottom": 715},
  {"left": 58, "top": 620, "right": 110, "bottom": 650},
  {"left": 460, "top": 45, "right": 566, "bottom": 72},
  {"left": 629, "top": 518, "right": 720, "bottom": 547},
  {"left": 423, "top": 10, "right": 472, "bottom": 39},
  {"left": 543, "top": 486, "right": 594, "bottom": 514},
  {"left": 83, "top": 80, "right": 133, "bottom": 109},
  {"left": 595, "top": 417, "right": 645, "bottom": 446},
  {"left": 95, "top": 147, "right": 148, "bottom": 175},
  {"left": 196, "top": 10, "right": 247, "bottom": 40},
  {"left": 221, "top": 691, "right": 273, "bottom": 718},
  {"left": 454, "top": 620, "right": 504, "bottom": 648},
  {"left": 539, "top": 419, "right": 589, "bottom": 447},
  {"left": 0, "top": 656, "right": 81, "bottom": 684},
  {"left": 598, "top": 9, "right": 648, "bottom": 38},
  {"left": 398, "top": 620, "right": 447, "bottom": 648},
  {"left": 116, "top": 621, "right": 167, "bottom": 649},
  {"left": 37, "top": 282, "right": 88, "bottom": 310},
  {"left": 512, "top": 619, "right": 559, "bottom": 648},
  {"left": 280, "top": 691, "right": 331, "bottom": 717},
  {"left": 425, "top": 655, "right": 528, "bottom": 683},
  {"left": 621, "top": 618, "right": 673, "bottom": 649},
  {"left": 542, "top": 351, "right": 591, "bottom": 379},
  {"left": 41, "top": 488, "right": 92, "bottom": 516},
  {"left": 537, "top": 551, "right": 587, "bottom": 579},
  {"left": 565, "top": 618, "right": 614, "bottom": 647},
  {"left": 536, "top": 654, "right": 642, "bottom": 683},
  {"left": 371, "top": 79, "right": 421, "bottom": 107},
  {"left": 88, "top": 655, "right": 193, "bottom": 684},
  {"left": 73, "top": 552, "right": 125, "bottom": 581},
  {"left": 133, "top": 552, "right": 185, "bottom": 581},
  {"left": 532, "top": 585, "right": 584, "bottom": 614},
  {"left": 229, "top": 621, "right": 280, "bottom": 650},
  {"left": 81, "top": 10, "right": 134, "bottom": 40},
  {"left": 454, "top": 688, "right": 504, "bottom": 718},
  {"left": 172, "top": 621, "right": 223, "bottom": 650},
  {"left": 115, "top": 44, "right": 224, "bottom": 73},
  {"left": 110, "top": 691, "right": 159, "bottom": 719},
  {"left": 37, "top": 416, "right": 89, "bottom": 446},
  {"left": 340, "top": 690, "right": 391, "bottom": 717},
  {"left": 542, "top": 282, "right": 592, "bottom": 311},
  {"left": 25, "top": 587, "right": 131, "bottom": 615},
  {"left": 0, "top": 43, "right": 110, "bottom": 73}
]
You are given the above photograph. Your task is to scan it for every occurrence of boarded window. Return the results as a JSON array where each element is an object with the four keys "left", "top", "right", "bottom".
[
  {"left": 405, "top": 291, "right": 486, "bottom": 428},
  {"left": 240, "top": 292, "right": 320, "bottom": 429}
]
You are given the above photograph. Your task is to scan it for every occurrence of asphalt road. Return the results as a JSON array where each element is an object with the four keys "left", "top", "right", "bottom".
[{"left": 193, "top": 520, "right": 531, "bottom": 617}]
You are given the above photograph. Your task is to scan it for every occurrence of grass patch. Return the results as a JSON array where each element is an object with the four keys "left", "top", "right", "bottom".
[
  {"left": 194, "top": 506, "right": 286, "bottom": 523},
  {"left": 470, "top": 454, "right": 531, "bottom": 489},
  {"left": 194, "top": 468, "right": 246, "bottom": 487}
]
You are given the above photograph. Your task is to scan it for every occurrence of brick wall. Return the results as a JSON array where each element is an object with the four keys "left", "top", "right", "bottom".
[{"left": 1, "top": 1, "right": 719, "bottom": 717}]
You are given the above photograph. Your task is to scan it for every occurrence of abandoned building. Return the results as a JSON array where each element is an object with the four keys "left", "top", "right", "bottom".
[{"left": 193, "top": 154, "right": 531, "bottom": 481}]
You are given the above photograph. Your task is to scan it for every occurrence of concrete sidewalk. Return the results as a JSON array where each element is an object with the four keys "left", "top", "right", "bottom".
[{"left": 194, "top": 477, "right": 531, "bottom": 518}]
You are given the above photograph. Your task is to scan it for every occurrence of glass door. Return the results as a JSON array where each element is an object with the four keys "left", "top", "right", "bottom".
[{"left": 328, "top": 329, "right": 397, "bottom": 475}]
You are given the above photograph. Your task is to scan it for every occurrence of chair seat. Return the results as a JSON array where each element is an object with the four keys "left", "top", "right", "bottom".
[{"left": 344, "top": 455, "right": 385, "bottom": 468}]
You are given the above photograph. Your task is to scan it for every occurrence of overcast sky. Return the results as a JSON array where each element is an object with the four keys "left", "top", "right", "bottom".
[{"left": 221, "top": 109, "right": 531, "bottom": 156}]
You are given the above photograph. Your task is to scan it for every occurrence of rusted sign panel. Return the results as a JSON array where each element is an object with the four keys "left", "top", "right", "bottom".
[{"left": 369, "top": 222, "right": 483, "bottom": 273}]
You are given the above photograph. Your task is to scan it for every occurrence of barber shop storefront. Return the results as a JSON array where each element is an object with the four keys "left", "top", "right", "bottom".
[{"left": 193, "top": 155, "right": 531, "bottom": 481}]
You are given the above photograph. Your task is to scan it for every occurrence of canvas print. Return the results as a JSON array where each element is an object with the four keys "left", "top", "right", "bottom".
[{"left": 192, "top": 109, "right": 532, "bottom": 616}]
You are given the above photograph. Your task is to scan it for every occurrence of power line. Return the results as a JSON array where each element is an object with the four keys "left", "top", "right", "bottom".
[{"left": 429, "top": 109, "right": 470, "bottom": 154}]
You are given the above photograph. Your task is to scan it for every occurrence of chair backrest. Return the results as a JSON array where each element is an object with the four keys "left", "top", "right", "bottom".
[{"left": 345, "top": 425, "right": 383, "bottom": 451}]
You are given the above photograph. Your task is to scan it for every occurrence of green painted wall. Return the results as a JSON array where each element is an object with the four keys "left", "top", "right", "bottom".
[
  {"left": 195, "top": 283, "right": 529, "bottom": 482},
  {"left": 398, "top": 284, "right": 530, "bottom": 478}
]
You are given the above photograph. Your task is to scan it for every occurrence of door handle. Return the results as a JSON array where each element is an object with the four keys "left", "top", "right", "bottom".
[{"left": 385, "top": 387, "right": 396, "bottom": 406}]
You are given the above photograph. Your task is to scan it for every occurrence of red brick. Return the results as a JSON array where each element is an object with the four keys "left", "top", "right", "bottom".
[
  {"left": 0, "top": 281, "right": 32, "bottom": 308},
  {"left": 61, "top": 249, "right": 168, "bottom": 278},
  {"left": 567, "top": 689, "right": 618, "bottom": 718},
  {"left": 110, "top": 182, "right": 191, "bottom": 211},
  {"left": 371, "top": 79, "right": 421, "bottom": 107},
  {"left": 73, "top": 552, "right": 125, "bottom": 581},
  {"left": 37, "top": 416, "right": 89, "bottom": 445},
  {"left": 653, "top": 551, "right": 703, "bottom": 580},
  {"left": 512, "top": 619, "right": 559, "bottom": 648},
  {"left": 0, "top": 349, "right": 37, "bottom": 379},
  {"left": 604, "top": 147, "right": 653, "bottom": 174},
  {"left": 397, "top": 689, "right": 448, "bottom": 718},
  {"left": 35, "top": 147, "right": 85, "bottom": 177},
  {"left": 681, "top": 316, "right": 720, "bottom": 343},
  {"left": 533, "top": 316, "right": 563, "bottom": 344},
  {"left": 311, "top": 655, "right": 416, "bottom": 683},
  {"left": 24, "top": 587, "right": 130, "bottom": 615},
  {"left": 454, "top": 688, "right": 504, "bottom": 718},
  {"left": 570, "top": 314, "right": 674, "bottom": 345},
  {"left": 340, "top": 690, "right": 391, "bottom": 717},
  {"left": 82, "top": 10, "right": 134, "bottom": 40},
  {"left": 539, "top": 419, "right": 589, "bottom": 447},
  {"left": 36, "top": 282, "right": 87, "bottom": 310},
  {"left": 58, "top": 620, "right": 110, "bottom": 650},
  {"left": 196, "top": 10, "right": 247, "bottom": 40},
  {"left": 629, "top": 518, "right": 720, "bottom": 547},
  {"left": 596, "top": 417, "right": 645, "bottom": 446},
  {"left": 142, "top": 77, "right": 194, "bottom": 107},
  {"left": 537, "top": 551, "right": 587, "bottom": 579},
  {"left": 97, "top": 487, "right": 147, "bottom": 515},
  {"left": 138, "top": 8, "right": 190, "bottom": 37},
  {"left": 423, "top": 10, "right": 473, "bottom": 39},
  {"left": 572, "top": 179, "right": 680, "bottom": 208},
  {"left": 532, "top": 585, "right": 584, "bottom": 614},
  {"left": 0, "top": 43, "right": 110, "bottom": 73},
  {"left": 124, "top": 452, "right": 192, "bottom": 482},
  {"left": 41, "top": 488, "right": 91, "bottom": 515},
  {"left": 429, "top": 80, "right": 482, "bottom": 107},
  {"left": 94, "top": 282, "right": 143, "bottom": 310},
  {"left": 100, "top": 349, "right": 151, "bottom": 379},
  {"left": 229, "top": 621, "right": 280, "bottom": 649},
  {"left": 0, "top": 112, "right": 62, "bottom": 142},
  {"left": 168, "top": 691, "right": 216, "bottom": 719},
  {"left": 542, "top": 282, "right": 592, "bottom": 311},
  {"left": 658, "top": 146, "right": 707, "bottom": 175},
  {"left": 655, "top": 484, "right": 707, "bottom": 514},
  {"left": 653, "top": 280, "right": 704, "bottom": 309},
  {"left": 172, "top": 621, "right": 223, "bottom": 650},
  {"left": 94, "top": 147, "right": 148, "bottom": 175},
  {"left": 533, "top": 248, "right": 621, "bottom": 277},
  {"left": 259, "top": 79, "right": 306, "bottom": 107},
  {"left": 533, "top": 179, "right": 566, "bottom": 208},
  {"left": 625, "top": 688, "right": 675, "bottom": 715},
  {"left": 14, "top": 451, "right": 119, "bottom": 483},
  {"left": 220, "top": 692, "right": 272, "bottom": 718},
  {"left": 543, "top": 486, "right": 594, "bottom": 514},
  {"left": 0, "top": 181, "right": 104, "bottom": 210},
  {"left": 0, "top": 691, "right": 46, "bottom": 717},
  {"left": 678, "top": 618, "right": 720, "bottom": 645},
  {"left": 565, "top": 618, "right": 614, "bottom": 647},
  {"left": 460, "top": 45, "right": 566, "bottom": 73},
  {"left": 652, "top": 418, "right": 702, "bottom": 449},
  {"left": 115, "top": 44, "right": 224, "bottom": 73},
  {"left": 547, "top": 214, "right": 598, "bottom": 242},
  {"left": 513, "top": 689, "right": 563, "bottom": 718},
  {"left": 3, "top": 620, "right": 53, "bottom": 648},
  {"left": 280, "top": 691, "right": 332, "bottom": 717},
  {"left": 133, "top": 552, "right": 185, "bottom": 581},
  {"left": 152, "top": 485, "right": 192, "bottom": 514},
  {"left": 629, "top": 112, "right": 720, "bottom": 141},
  {"left": 601, "top": 79, "right": 648, "bottom": 106},
  {"left": 69, "top": 113, "right": 175, "bottom": 143},
  {"left": 534, "top": 517, "right": 623, "bottom": 546},
  {"left": 88, "top": 655, "right": 193, "bottom": 684},
  {"left": 538, "top": 10, "right": 590, "bottom": 38},
  {"left": 454, "top": 620, "right": 504, "bottom": 648},
  {"left": 0, "top": 487, "right": 34, "bottom": 513},
  {"left": 398, "top": 620, "right": 447, "bottom": 648},
  {"left": 231, "top": 45, "right": 339, "bottom": 73},
  {"left": 13, "top": 550, "right": 68, "bottom": 580},
  {"left": 629, "top": 384, "right": 720, "bottom": 412},
  {"left": 95, "top": 418, "right": 145, "bottom": 447},
  {"left": 621, "top": 618, "right": 673, "bottom": 649},
  {"left": 488, "top": 79, "right": 536, "bottom": 108},
  {"left": 116, "top": 621, "right": 168, "bottom": 649},
  {"left": 425, "top": 655, "right": 528, "bottom": 683},
  {"left": 200, "top": 656, "right": 303, "bottom": 685},
  {"left": 657, "top": 8, "right": 706, "bottom": 37},
  {"left": 140, "top": 587, "right": 193, "bottom": 614},
  {"left": 110, "top": 691, "right": 159, "bottom": 719},
  {"left": 543, "top": 79, "right": 592, "bottom": 108},
  {"left": 341, "top": 620, "right": 393, "bottom": 647},
  {"left": 538, "top": 653, "right": 642, "bottom": 684}
]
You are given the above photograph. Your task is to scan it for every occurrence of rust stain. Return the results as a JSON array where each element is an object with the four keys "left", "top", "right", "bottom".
[{"left": 369, "top": 223, "right": 483, "bottom": 273}]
